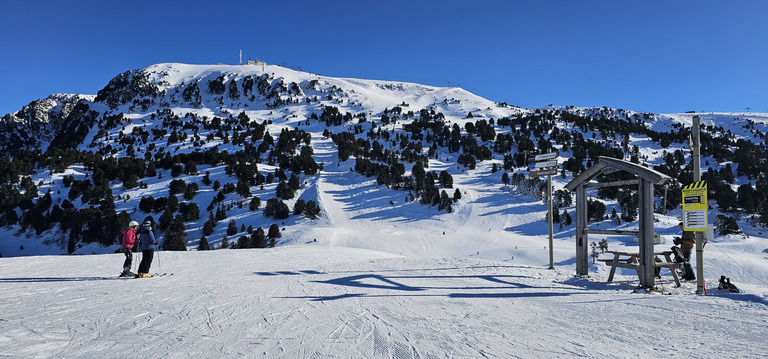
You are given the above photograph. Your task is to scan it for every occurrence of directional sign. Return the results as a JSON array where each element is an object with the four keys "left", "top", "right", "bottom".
[
  {"left": 682, "top": 181, "right": 708, "bottom": 231},
  {"left": 534, "top": 151, "right": 559, "bottom": 161},
  {"left": 530, "top": 168, "right": 558, "bottom": 177},
  {"left": 530, "top": 160, "right": 557, "bottom": 169}
]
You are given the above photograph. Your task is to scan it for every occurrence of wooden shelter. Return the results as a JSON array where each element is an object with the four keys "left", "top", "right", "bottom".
[{"left": 565, "top": 156, "right": 672, "bottom": 288}]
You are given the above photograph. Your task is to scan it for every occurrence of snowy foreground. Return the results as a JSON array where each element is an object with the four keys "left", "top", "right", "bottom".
[{"left": 1, "top": 245, "right": 767, "bottom": 358}]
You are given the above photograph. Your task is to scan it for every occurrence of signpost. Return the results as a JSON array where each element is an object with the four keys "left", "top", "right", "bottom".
[
  {"left": 530, "top": 168, "right": 558, "bottom": 177},
  {"left": 530, "top": 159, "right": 558, "bottom": 169},
  {"left": 533, "top": 152, "right": 558, "bottom": 161},
  {"left": 529, "top": 150, "right": 559, "bottom": 269},
  {"left": 682, "top": 181, "right": 708, "bottom": 231}
]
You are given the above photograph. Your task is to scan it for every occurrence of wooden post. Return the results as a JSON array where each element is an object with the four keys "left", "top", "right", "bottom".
[
  {"left": 638, "top": 178, "right": 655, "bottom": 288},
  {"left": 575, "top": 183, "right": 588, "bottom": 276}
]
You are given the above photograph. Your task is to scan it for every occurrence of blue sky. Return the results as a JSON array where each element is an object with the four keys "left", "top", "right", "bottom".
[{"left": 1, "top": 0, "right": 766, "bottom": 115}]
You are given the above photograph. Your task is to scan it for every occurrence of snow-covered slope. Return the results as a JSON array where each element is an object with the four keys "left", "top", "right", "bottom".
[{"left": 1, "top": 246, "right": 766, "bottom": 358}]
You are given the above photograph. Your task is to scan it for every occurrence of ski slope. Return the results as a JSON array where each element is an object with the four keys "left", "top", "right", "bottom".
[{"left": 1, "top": 245, "right": 767, "bottom": 358}]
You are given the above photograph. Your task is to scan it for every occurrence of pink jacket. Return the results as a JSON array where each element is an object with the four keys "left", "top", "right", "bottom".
[{"left": 121, "top": 228, "right": 136, "bottom": 249}]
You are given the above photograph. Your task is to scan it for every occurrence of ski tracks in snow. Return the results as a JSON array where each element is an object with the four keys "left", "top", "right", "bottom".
[{"left": 2, "top": 248, "right": 767, "bottom": 358}]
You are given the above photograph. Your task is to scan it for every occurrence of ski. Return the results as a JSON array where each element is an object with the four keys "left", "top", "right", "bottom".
[
  {"left": 133, "top": 272, "right": 173, "bottom": 278},
  {"left": 111, "top": 272, "right": 136, "bottom": 279},
  {"left": 102, "top": 275, "right": 134, "bottom": 280}
]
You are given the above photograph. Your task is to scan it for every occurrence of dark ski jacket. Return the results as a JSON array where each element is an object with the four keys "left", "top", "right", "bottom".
[{"left": 138, "top": 226, "right": 158, "bottom": 251}]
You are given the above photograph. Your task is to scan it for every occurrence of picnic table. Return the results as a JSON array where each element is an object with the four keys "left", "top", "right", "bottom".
[{"left": 597, "top": 250, "right": 683, "bottom": 287}]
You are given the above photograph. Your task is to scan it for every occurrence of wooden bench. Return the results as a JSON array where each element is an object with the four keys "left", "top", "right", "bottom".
[{"left": 599, "top": 250, "right": 683, "bottom": 287}]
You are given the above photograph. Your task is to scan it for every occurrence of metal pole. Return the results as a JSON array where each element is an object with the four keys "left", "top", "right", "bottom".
[
  {"left": 548, "top": 174, "right": 554, "bottom": 269},
  {"left": 692, "top": 115, "right": 705, "bottom": 294}
]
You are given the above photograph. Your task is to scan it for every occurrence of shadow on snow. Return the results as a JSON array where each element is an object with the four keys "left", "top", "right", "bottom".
[{"left": 258, "top": 269, "right": 580, "bottom": 301}]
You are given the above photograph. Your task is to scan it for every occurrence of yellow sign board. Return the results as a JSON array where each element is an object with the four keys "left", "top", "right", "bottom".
[{"left": 682, "top": 181, "right": 708, "bottom": 231}]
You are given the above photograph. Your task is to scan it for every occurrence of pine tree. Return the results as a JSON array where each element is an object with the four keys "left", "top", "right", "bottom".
[
  {"left": 268, "top": 223, "right": 281, "bottom": 239},
  {"left": 439, "top": 170, "right": 453, "bottom": 188},
  {"left": 139, "top": 196, "right": 156, "bottom": 213},
  {"left": 275, "top": 200, "right": 290, "bottom": 219},
  {"left": 171, "top": 164, "right": 183, "bottom": 177},
  {"left": 198, "top": 236, "right": 211, "bottom": 251},
  {"left": 587, "top": 199, "right": 606, "bottom": 222},
  {"left": 158, "top": 209, "right": 174, "bottom": 231},
  {"left": 276, "top": 181, "right": 294, "bottom": 199},
  {"left": 289, "top": 173, "right": 300, "bottom": 191},
  {"left": 249, "top": 196, "right": 261, "bottom": 211},
  {"left": 167, "top": 195, "right": 180, "bottom": 212},
  {"left": 215, "top": 206, "right": 227, "bottom": 221},
  {"left": 169, "top": 179, "right": 187, "bottom": 195},
  {"left": 162, "top": 215, "right": 188, "bottom": 251},
  {"left": 146, "top": 162, "right": 157, "bottom": 177},
  {"left": 236, "top": 178, "right": 251, "bottom": 198},
  {"left": 294, "top": 199, "right": 306, "bottom": 215},
  {"left": 182, "top": 202, "right": 200, "bottom": 221},
  {"left": 253, "top": 227, "right": 267, "bottom": 248},
  {"left": 184, "top": 183, "right": 199, "bottom": 200},
  {"left": 304, "top": 200, "right": 320, "bottom": 219},
  {"left": 202, "top": 171, "right": 212, "bottom": 186},
  {"left": 737, "top": 183, "right": 756, "bottom": 213},
  {"left": 264, "top": 198, "right": 279, "bottom": 217},
  {"left": 562, "top": 210, "right": 572, "bottom": 226},
  {"left": 237, "top": 235, "right": 251, "bottom": 249},
  {"left": 202, "top": 218, "right": 215, "bottom": 236},
  {"left": 123, "top": 174, "right": 138, "bottom": 189},
  {"left": 184, "top": 161, "right": 198, "bottom": 175},
  {"left": 227, "top": 219, "right": 238, "bottom": 236}
]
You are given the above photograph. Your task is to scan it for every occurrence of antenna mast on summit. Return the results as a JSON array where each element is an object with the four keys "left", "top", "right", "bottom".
[{"left": 239, "top": 50, "right": 242, "bottom": 65}]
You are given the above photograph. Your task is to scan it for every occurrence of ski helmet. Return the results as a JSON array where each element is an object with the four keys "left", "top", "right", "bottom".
[{"left": 129, "top": 220, "right": 139, "bottom": 227}]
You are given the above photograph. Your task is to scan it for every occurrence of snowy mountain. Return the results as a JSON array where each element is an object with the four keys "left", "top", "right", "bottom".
[
  {"left": 0, "top": 93, "right": 96, "bottom": 155},
  {"left": 1, "top": 61, "right": 767, "bottom": 259},
  {"left": 1, "top": 62, "right": 767, "bottom": 357}
]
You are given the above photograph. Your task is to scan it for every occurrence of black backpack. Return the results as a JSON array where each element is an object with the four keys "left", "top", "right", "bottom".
[{"left": 671, "top": 246, "right": 686, "bottom": 263}]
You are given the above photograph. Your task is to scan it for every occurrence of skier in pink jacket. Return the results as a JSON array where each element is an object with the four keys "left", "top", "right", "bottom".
[{"left": 119, "top": 221, "right": 139, "bottom": 277}]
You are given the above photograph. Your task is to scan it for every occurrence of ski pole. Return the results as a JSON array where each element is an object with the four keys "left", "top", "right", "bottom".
[
  {"left": 157, "top": 249, "right": 161, "bottom": 274},
  {"left": 134, "top": 233, "right": 141, "bottom": 273}
]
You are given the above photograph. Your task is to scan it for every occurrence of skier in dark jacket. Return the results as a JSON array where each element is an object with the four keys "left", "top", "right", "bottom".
[
  {"left": 119, "top": 221, "right": 139, "bottom": 277},
  {"left": 136, "top": 221, "right": 158, "bottom": 278}
]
